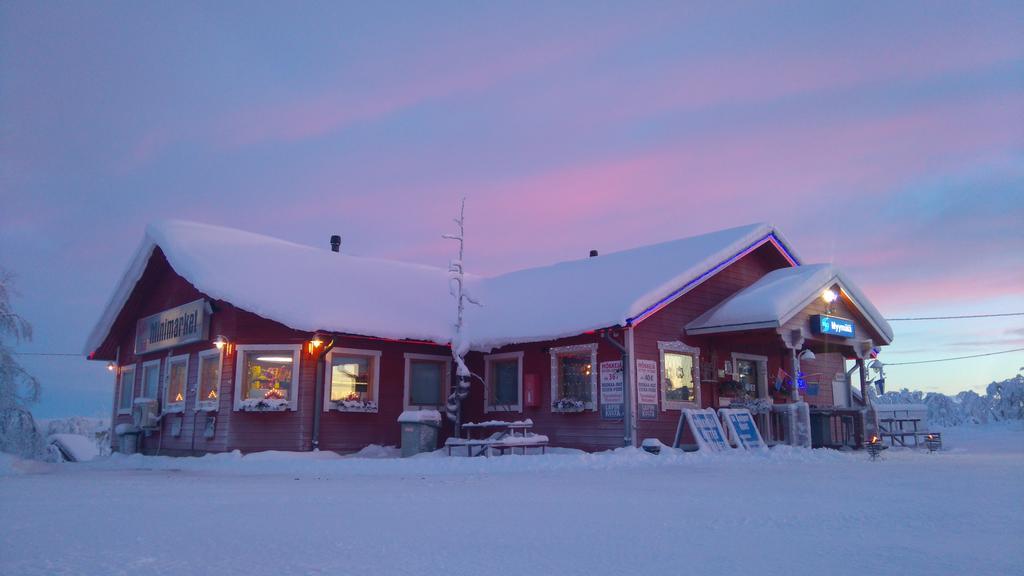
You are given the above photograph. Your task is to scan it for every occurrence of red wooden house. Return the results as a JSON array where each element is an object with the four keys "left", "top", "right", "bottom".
[{"left": 85, "top": 220, "right": 892, "bottom": 455}]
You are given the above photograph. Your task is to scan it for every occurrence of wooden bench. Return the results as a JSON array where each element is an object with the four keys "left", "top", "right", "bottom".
[{"left": 445, "top": 420, "right": 549, "bottom": 457}]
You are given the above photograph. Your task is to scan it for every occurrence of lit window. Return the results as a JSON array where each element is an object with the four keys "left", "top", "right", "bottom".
[
  {"left": 404, "top": 354, "right": 450, "bottom": 410},
  {"left": 163, "top": 354, "right": 189, "bottom": 412},
  {"left": 141, "top": 360, "right": 161, "bottom": 400},
  {"left": 325, "top": 348, "right": 380, "bottom": 412},
  {"left": 485, "top": 352, "right": 523, "bottom": 412},
  {"left": 117, "top": 366, "right": 135, "bottom": 414},
  {"left": 234, "top": 345, "right": 301, "bottom": 411},
  {"left": 663, "top": 353, "right": 694, "bottom": 403},
  {"left": 549, "top": 344, "right": 597, "bottom": 412},
  {"left": 196, "top": 349, "right": 222, "bottom": 411},
  {"left": 659, "top": 341, "right": 701, "bottom": 410}
]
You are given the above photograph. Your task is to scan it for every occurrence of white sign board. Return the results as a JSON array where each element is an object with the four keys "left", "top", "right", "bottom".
[
  {"left": 134, "top": 298, "right": 211, "bottom": 355},
  {"left": 636, "top": 359, "right": 659, "bottom": 405},
  {"left": 684, "top": 409, "right": 731, "bottom": 451},
  {"left": 599, "top": 361, "right": 624, "bottom": 420},
  {"left": 719, "top": 409, "right": 766, "bottom": 450},
  {"left": 599, "top": 361, "right": 624, "bottom": 404}
]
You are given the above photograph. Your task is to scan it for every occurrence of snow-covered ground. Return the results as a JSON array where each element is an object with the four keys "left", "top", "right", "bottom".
[{"left": 2, "top": 424, "right": 1022, "bottom": 576}]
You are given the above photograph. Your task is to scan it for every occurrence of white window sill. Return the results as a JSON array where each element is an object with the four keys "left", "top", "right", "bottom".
[
  {"left": 195, "top": 401, "right": 219, "bottom": 412},
  {"left": 662, "top": 401, "right": 697, "bottom": 411},
  {"left": 116, "top": 408, "right": 133, "bottom": 416},
  {"left": 485, "top": 405, "right": 523, "bottom": 414},
  {"left": 162, "top": 404, "right": 185, "bottom": 414}
]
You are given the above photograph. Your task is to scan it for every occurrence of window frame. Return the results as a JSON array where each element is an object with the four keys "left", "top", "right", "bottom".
[
  {"left": 403, "top": 353, "right": 451, "bottom": 411},
  {"left": 140, "top": 359, "right": 162, "bottom": 401},
  {"left": 233, "top": 344, "right": 302, "bottom": 411},
  {"left": 731, "top": 352, "right": 769, "bottom": 400},
  {"left": 195, "top": 348, "right": 223, "bottom": 412},
  {"left": 117, "top": 365, "right": 136, "bottom": 415},
  {"left": 163, "top": 353, "right": 190, "bottom": 413},
  {"left": 659, "top": 341, "right": 701, "bottom": 411},
  {"left": 549, "top": 343, "right": 598, "bottom": 412},
  {"left": 484, "top": 351, "right": 524, "bottom": 413},
  {"left": 324, "top": 347, "right": 382, "bottom": 413}
]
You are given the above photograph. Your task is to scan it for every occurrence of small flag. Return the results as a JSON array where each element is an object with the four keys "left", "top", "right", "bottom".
[
  {"left": 870, "top": 347, "right": 881, "bottom": 359},
  {"left": 775, "top": 368, "right": 789, "bottom": 392}
]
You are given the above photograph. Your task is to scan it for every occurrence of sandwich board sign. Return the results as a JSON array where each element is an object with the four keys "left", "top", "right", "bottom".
[
  {"left": 683, "top": 409, "right": 731, "bottom": 451},
  {"left": 719, "top": 409, "right": 766, "bottom": 450}
]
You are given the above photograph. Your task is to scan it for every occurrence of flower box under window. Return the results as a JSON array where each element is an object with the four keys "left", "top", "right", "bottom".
[
  {"left": 239, "top": 398, "right": 291, "bottom": 412},
  {"left": 331, "top": 398, "right": 378, "bottom": 413},
  {"left": 552, "top": 397, "right": 587, "bottom": 413}
]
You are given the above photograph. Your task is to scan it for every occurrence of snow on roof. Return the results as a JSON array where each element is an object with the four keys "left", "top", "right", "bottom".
[
  {"left": 84, "top": 221, "right": 804, "bottom": 355},
  {"left": 465, "top": 223, "right": 799, "bottom": 349},
  {"left": 685, "top": 263, "right": 893, "bottom": 343},
  {"left": 84, "top": 220, "right": 460, "bottom": 354}
]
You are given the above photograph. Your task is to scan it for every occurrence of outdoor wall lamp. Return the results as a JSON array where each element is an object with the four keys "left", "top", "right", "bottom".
[
  {"left": 106, "top": 361, "right": 116, "bottom": 372},
  {"left": 798, "top": 349, "right": 816, "bottom": 361},
  {"left": 213, "top": 335, "right": 229, "bottom": 350}
]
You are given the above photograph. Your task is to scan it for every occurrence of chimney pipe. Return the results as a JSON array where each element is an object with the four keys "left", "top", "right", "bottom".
[
  {"left": 330, "top": 235, "right": 341, "bottom": 253},
  {"left": 589, "top": 249, "right": 599, "bottom": 258}
]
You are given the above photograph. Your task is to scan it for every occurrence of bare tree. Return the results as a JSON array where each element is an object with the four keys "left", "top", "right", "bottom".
[
  {"left": 442, "top": 199, "right": 481, "bottom": 436},
  {"left": 0, "top": 268, "right": 42, "bottom": 457}
]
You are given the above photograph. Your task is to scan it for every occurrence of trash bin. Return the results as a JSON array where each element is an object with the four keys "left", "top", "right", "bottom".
[
  {"left": 398, "top": 410, "right": 442, "bottom": 457},
  {"left": 115, "top": 423, "right": 141, "bottom": 455}
]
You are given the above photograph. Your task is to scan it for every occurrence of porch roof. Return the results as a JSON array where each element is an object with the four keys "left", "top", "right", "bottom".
[{"left": 685, "top": 263, "right": 893, "bottom": 344}]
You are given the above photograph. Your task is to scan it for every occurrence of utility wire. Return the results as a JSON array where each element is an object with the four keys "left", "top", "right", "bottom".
[
  {"left": 11, "top": 352, "right": 81, "bottom": 357},
  {"left": 885, "top": 347, "right": 1024, "bottom": 366},
  {"left": 887, "top": 312, "right": 1024, "bottom": 321}
]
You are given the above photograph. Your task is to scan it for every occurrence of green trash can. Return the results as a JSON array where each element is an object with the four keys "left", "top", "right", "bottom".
[
  {"left": 398, "top": 410, "right": 442, "bottom": 457},
  {"left": 115, "top": 423, "right": 141, "bottom": 455}
]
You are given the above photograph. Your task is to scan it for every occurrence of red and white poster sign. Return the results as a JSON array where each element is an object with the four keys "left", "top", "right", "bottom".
[{"left": 636, "top": 359, "right": 659, "bottom": 407}]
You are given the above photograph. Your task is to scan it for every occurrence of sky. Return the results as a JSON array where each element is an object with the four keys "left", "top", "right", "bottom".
[{"left": 1, "top": 2, "right": 1022, "bottom": 419}]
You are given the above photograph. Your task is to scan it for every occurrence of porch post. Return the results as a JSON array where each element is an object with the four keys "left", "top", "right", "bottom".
[{"left": 790, "top": 347, "right": 800, "bottom": 402}]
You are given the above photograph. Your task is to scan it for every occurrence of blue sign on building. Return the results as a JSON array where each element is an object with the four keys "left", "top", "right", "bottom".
[{"left": 812, "top": 314, "right": 855, "bottom": 338}]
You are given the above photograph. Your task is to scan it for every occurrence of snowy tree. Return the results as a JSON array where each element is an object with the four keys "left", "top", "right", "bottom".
[
  {"left": 0, "top": 268, "right": 43, "bottom": 457},
  {"left": 442, "top": 199, "right": 481, "bottom": 435},
  {"left": 986, "top": 375, "right": 1024, "bottom": 421}
]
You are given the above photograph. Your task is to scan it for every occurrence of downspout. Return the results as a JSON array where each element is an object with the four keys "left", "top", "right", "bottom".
[
  {"left": 310, "top": 337, "right": 335, "bottom": 451},
  {"left": 602, "top": 327, "right": 633, "bottom": 448}
]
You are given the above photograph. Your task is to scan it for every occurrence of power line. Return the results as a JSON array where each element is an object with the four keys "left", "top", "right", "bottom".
[
  {"left": 885, "top": 347, "right": 1024, "bottom": 366},
  {"left": 11, "top": 352, "right": 81, "bottom": 357},
  {"left": 887, "top": 312, "right": 1024, "bottom": 321}
]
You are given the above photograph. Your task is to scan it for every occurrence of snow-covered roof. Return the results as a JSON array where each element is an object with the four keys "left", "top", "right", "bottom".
[
  {"left": 465, "top": 223, "right": 799, "bottom": 350},
  {"left": 84, "top": 220, "right": 805, "bottom": 355},
  {"left": 685, "top": 263, "right": 894, "bottom": 343}
]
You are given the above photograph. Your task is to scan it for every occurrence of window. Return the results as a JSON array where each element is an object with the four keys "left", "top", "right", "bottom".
[
  {"left": 324, "top": 348, "right": 381, "bottom": 412},
  {"left": 485, "top": 352, "right": 523, "bottom": 412},
  {"left": 164, "top": 354, "right": 189, "bottom": 412},
  {"left": 403, "top": 353, "right": 450, "bottom": 410},
  {"left": 117, "top": 366, "right": 135, "bottom": 414},
  {"left": 732, "top": 353, "right": 768, "bottom": 399},
  {"left": 141, "top": 359, "right": 161, "bottom": 400},
  {"left": 196, "top": 349, "right": 222, "bottom": 411},
  {"left": 550, "top": 344, "right": 598, "bottom": 412},
  {"left": 659, "top": 341, "right": 700, "bottom": 410},
  {"left": 234, "top": 344, "right": 301, "bottom": 411}
]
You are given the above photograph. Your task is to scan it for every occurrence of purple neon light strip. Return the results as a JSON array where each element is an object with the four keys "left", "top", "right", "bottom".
[{"left": 626, "top": 233, "right": 799, "bottom": 326}]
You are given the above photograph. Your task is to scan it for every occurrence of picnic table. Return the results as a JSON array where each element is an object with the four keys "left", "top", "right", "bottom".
[
  {"left": 445, "top": 419, "right": 549, "bottom": 457},
  {"left": 878, "top": 417, "right": 927, "bottom": 447}
]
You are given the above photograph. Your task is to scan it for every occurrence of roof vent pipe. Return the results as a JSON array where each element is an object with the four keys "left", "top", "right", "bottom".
[
  {"left": 330, "top": 235, "right": 341, "bottom": 253},
  {"left": 589, "top": 249, "right": 599, "bottom": 258}
]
